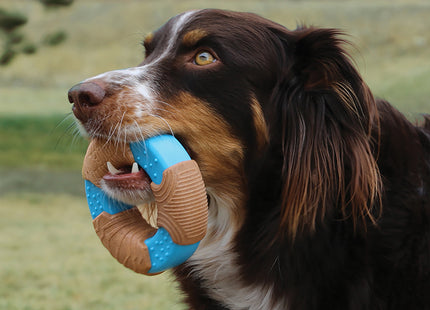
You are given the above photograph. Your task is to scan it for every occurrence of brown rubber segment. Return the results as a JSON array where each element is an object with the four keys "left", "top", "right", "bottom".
[
  {"left": 82, "top": 138, "right": 134, "bottom": 187},
  {"left": 93, "top": 208, "right": 157, "bottom": 275},
  {"left": 151, "top": 160, "right": 208, "bottom": 245}
]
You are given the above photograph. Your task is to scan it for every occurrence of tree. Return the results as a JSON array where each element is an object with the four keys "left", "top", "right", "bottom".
[{"left": 0, "top": 0, "right": 74, "bottom": 65}]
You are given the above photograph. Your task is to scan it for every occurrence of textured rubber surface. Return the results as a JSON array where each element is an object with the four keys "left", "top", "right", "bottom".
[
  {"left": 93, "top": 208, "right": 156, "bottom": 274},
  {"left": 82, "top": 138, "right": 134, "bottom": 187},
  {"left": 152, "top": 160, "right": 208, "bottom": 245},
  {"left": 144, "top": 227, "right": 200, "bottom": 273},
  {"left": 85, "top": 180, "right": 133, "bottom": 219},
  {"left": 130, "top": 135, "right": 191, "bottom": 185}
]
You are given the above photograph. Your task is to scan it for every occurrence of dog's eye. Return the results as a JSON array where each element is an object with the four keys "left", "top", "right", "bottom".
[{"left": 194, "top": 51, "right": 216, "bottom": 66}]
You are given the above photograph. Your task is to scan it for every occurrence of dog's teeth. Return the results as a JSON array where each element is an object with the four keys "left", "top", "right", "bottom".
[
  {"left": 131, "top": 162, "right": 139, "bottom": 173},
  {"left": 107, "top": 161, "right": 121, "bottom": 175}
]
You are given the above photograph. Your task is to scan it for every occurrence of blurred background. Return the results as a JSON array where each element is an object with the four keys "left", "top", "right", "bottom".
[{"left": 0, "top": 0, "right": 429, "bottom": 309}]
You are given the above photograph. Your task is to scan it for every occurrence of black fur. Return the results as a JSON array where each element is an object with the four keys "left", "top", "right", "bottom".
[{"left": 170, "top": 10, "right": 430, "bottom": 309}]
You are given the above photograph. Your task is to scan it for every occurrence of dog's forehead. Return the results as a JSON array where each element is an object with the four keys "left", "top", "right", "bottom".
[
  {"left": 151, "top": 9, "right": 271, "bottom": 49},
  {"left": 150, "top": 10, "right": 199, "bottom": 48}
]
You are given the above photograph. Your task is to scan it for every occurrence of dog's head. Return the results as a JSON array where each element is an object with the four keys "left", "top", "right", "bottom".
[{"left": 69, "top": 9, "right": 380, "bottom": 240}]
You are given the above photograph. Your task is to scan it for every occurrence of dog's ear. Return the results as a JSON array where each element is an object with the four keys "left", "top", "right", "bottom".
[{"left": 269, "top": 26, "right": 381, "bottom": 239}]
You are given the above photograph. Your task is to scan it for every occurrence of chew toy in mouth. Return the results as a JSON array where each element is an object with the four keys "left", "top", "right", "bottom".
[
  {"left": 82, "top": 135, "right": 208, "bottom": 275},
  {"left": 103, "top": 162, "right": 151, "bottom": 192}
]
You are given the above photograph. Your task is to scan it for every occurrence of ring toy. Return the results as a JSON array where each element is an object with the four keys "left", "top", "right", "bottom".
[{"left": 82, "top": 135, "right": 208, "bottom": 275}]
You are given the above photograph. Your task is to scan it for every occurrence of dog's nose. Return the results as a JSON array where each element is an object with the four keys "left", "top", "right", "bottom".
[{"left": 68, "top": 82, "right": 106, "bottom": 107}]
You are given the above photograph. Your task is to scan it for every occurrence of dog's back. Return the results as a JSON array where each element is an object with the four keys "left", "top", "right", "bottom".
[{"left": 368, "top": 100, "right": 430, "bottom": 309}]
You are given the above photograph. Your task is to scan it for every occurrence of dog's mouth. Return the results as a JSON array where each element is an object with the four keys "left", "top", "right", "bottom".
[
  {"left": 82, "top": 128, "right": 196, "bottom": 207},
  {"left": 82, "top": 138, "right": 156, "bottom": 206},
  {"left": 99, "top": 160, "right": 156, "bottom": 206},
  {"left": 102, "top": 161, "right": 151, "bottom": 192}
]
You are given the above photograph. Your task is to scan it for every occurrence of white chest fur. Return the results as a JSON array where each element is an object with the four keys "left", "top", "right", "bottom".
[{"left": 186, "top": 192, "right": 287, "bottom": 310}]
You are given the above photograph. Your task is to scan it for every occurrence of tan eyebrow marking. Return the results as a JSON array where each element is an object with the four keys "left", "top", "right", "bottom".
[
  {"left": 143, "top": 32, "right": 154, "bottom": 46},
  {"left": 182, "top": 29, "right": 208, "bottom": 47}
]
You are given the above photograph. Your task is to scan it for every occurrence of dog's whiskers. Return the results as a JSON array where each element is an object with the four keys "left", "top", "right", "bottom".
[
  {"left": 148, "top": 113, "right": 175, "bottom": 137},
  {"left": 151, "top": 98, "right": 178, "bottom": 111},
  {"left": 114, "top": 111, "right": 127, "bottom": 149},
  {"left": 132, "top": 119, "right": 147, "bottom": 142},
  {"left": 54, "top": 113, "right": 86, "bottom": 150},
  {"left": 103, "top": 120, "right": 117, "bottom": 148}
]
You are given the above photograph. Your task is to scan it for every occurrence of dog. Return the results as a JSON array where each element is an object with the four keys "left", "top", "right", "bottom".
[{"left": 68, "top": 9, "right": 430, "bottom": 310}]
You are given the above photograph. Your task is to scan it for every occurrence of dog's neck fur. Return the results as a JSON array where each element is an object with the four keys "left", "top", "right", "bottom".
[{"left": 180, "top": 189, "right": 288, "bottom": 310}]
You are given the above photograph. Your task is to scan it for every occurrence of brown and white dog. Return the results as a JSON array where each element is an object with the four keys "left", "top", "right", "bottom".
[{"left": 68, "top": 9, "right": 430, "bottom": 310}]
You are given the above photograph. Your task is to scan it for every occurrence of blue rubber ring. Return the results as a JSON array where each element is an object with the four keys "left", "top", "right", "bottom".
[
  {"left": 130, "top": 135, "right": 191, "bottom": 185},
  {"left": 85, "top": 135, "right": 201, "bottom": 274},
  {"left": 144, "top": 228, "right": 200, "bottom": 273},
  {"left": 86, "top": 180, "right": 133, "bottom": 219}
]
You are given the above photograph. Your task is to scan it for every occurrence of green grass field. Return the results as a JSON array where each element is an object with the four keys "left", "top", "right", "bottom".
[
  {"left": 0, "top": 0, "right": 429, "bottom": 309},
  {"left": 0, "top": 194, "right": 185, "bottom": 310}
]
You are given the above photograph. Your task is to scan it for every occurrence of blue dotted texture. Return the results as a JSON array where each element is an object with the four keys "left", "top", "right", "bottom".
[
  {"left": 145, "top": 228, "right": 200, "bottom": 274},
  {"left": 85, "top": 180, "right": 133, "bottom": 219},
  {"left": 130, "top": 135, "right": 190, "bottom": 185}
]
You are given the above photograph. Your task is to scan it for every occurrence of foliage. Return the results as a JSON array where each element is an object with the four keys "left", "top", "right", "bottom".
[
  {"left": 39, "top": 0, "right": 74, "bottom": 7},
  {"left": 21, "top": 42, "right": 37, "bottom": 54},
  {"left": 0, "top": 8, "right": 27, "bottom": 31},
  {"left": 7, "top": 31, "right": 24, "bottom": 44},
  {"left": 43, "top": 30, "right": 67, "bottom": 46},
  {"left": 0, "top": 48, "right": 16, "bottom": 65},
  {"left": 0, "top": 1, "right": 74, "bottom": 66}
]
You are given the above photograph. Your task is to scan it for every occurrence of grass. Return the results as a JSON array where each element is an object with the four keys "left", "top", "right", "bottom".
[
  {"left": 0, "top": 87, "right": 70, "bottom": 116},
  {"left": 0, "top": 193, "right": 185, "bottom": 310},
  {"left": 0, "top": 114, "right": 185, "bottom": 309},
  {"left": 0, "top": 167, "right": 84, "bottom": 196},
  {"left": 0, "top": 114, "right": 87, "bottom": 170},
  {"left": 0, "top": 0, "right": 429, "bottom": 309}
]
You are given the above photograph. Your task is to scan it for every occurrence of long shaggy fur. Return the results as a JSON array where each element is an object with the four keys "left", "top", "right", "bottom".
[{"left": 270, "top": 27, "right": 383, "bottom": 239}]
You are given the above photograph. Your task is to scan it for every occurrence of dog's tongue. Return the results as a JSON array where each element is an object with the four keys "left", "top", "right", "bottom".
[
  {"left": 82, "top": 138, "right": 150, "bottom": 189},
  {"left": 102, "top": 164, "right": 151, "bottom": 191}
]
